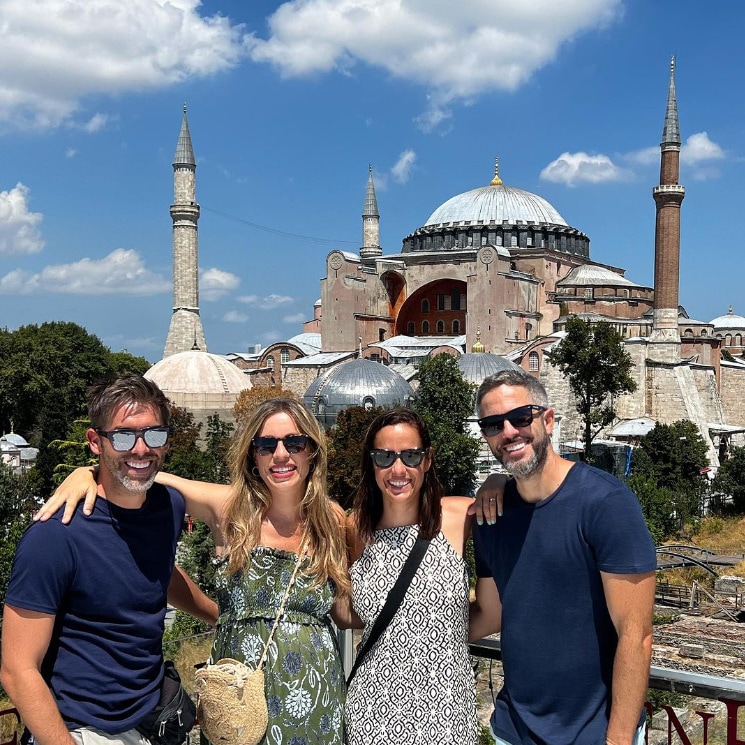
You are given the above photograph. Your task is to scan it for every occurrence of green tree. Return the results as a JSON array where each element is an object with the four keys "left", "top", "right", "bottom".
[
  {"left": 629, "top": 420, "right": 708, "bottom": 533},
  {"left": 47, "top": 417, "right": 97, "bottom": 486},
  {"left": 327, "top": 405, "right": 385, "bottom": 508},
  {"left": 413, "top": 354, "right": 479, "bottom": 495},
  {"left": 713, "top": 445, "right": 745, "bottom": 513},
  {"left": 0, "top": 465, "right": 37, "bottom": 609},
  {"left": 545, "top": 317, "right": 637, "bottom": 460},
  {"left": 107, "top": 350, "right": 151, "bottom": 377}
]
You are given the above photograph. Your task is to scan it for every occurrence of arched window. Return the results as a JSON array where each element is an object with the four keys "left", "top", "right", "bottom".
[
  {"left": 407, "top": 321, "right": 415, "bottom": 335},
  {"left": 452, "top": 320, "right": 460, "bottom": 334},
  {"left": 726, "top": 334, "right": 733, "bottom": 345},
  {"left": 422, "top": 320, "right": 430, "bottom": 334},
  {"left": 584, "top": 288, "right": 593, "bottom": 299},
  {"left": 421, "top": 298, "right": 430, "bottom": 313},
  {"left": 280, "top": 347, "right": 290, "bottom": 364},
  {"left": 436, "top": 320, "right": 445, "bottom": 334},
  {"left": 363, "top": 396, "right": 375, "bottom": 411},
  {"left": 266, "top": 356, "right": 275, "bottom": 370},
  {"left": 529, "top": 351, "right": 539, "bottom": 372},
  {"left": 684, "top": 328, "right": 694, "bottom": 338},
  {"left": 737, "top": 334, "right": 743, "bottom": 346}
]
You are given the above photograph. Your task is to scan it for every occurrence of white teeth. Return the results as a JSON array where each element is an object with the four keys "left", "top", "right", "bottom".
[
  {"left": 126, "top": 461, "right": 150, "bottom": 469},
  {"left": 389, "top": 481, "right": 409, "bottom": 487},
  {"left": 272, "top": 467, "right": 294, "bottom": 473},
  {"left": 504, "top": 442, "right": 526, "bottom": 453}
]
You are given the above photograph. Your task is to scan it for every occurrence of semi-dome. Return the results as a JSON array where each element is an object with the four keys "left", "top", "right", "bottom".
[
  {"left": 424, "top": 184, "right": 568, "bottom": 229},
  {"left": 457, "top": 352, "right": 522, "bottom": 386},
  {"left": 711, "top": 306, "right": 745, "bottom": 330},
  {"left": 304, "top": 359, "right": 415, "bottom": 429}
]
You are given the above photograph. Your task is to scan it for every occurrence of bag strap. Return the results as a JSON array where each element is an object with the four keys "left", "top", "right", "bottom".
[
  {"left": 257, "top": 535, "right": 308, "bottom": 670},
  {"left": 347, "top": 534, "right": 431, "bottom": 684}
]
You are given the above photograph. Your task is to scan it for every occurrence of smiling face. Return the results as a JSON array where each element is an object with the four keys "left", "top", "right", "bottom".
[
  {"left": 372, "top": 423, "right": 432, "bottom": 516},
  {"left": 253, "top": 411, "right": 313, "bottom": 500},
  {"left": 87, "top": 401, "right": 168, "bottom": 502},
  {"left": 479, "top": 384, "right": 553, "bottom": 480}
]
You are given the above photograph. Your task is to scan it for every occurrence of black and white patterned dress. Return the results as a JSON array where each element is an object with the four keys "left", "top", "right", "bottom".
[{"left": 344, "top": 524, "right": 477, "bottom": 745}]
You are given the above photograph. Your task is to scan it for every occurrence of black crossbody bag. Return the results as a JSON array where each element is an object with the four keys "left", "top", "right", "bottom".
[
  {"left": 136, "top": 660, "right": 196, "bottom": 745},
  {"left": 347, "top": 535, "right": 431, "bottom": 684}
]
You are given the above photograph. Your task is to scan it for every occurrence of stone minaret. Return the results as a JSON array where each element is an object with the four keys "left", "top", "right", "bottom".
[
  {"left": 163, "top": 106, "right": 207, "bottom": 357},
  {"left": 360, "top": 166, "right": 381, "bottom": 260},
  {"left": 647, "top": 57, "right": 685, "bottom": 364}
]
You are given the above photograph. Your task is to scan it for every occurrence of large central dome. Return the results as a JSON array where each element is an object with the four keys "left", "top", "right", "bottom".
[
  {"left": 424, "top": 184, "right": 568, "bottom": 228},
  {"left": 401, "top": 161, "right": 589, "bottom": 259}
]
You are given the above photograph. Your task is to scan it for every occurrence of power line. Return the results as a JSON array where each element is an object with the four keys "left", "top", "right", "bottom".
[{"left": 201, "top": 205, "right": 358, "bottom": 246}]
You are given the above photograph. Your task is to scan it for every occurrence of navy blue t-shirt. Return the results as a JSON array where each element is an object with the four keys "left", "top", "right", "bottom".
[
  {"left": 6, "top": 484, "right": 185, "bottom": 734},
  {"left": 473, "top": 462, "right": 656, "bottom": 745}
]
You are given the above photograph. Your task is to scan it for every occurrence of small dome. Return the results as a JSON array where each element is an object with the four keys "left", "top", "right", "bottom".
[
  {"left": 1, "top": 432, "right": 29, "bottom": 447},
  {"left": 424, "top": 184, "right": 568, "bottom": 229},
  {"left": 457, "top": 353, "right": 522, "bottom": 386},
  {"left": 286, "top": 332, "right": 322, "bottom": 352},
  {"left": 711, "top": 306, "right": 745, "bottom": 330},
  {"left": 146, "top": 351, "right": 251, "bottom": 395},
  {"left": 304, "top": 359, "right": 415, "bottom": 428}
]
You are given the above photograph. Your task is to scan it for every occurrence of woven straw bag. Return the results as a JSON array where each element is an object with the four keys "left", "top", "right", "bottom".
[
  {"left": 195, "top": 658, "right": 267, "bottom": 745},
  {"left": 195, "top": 538, "right": 308, "bottom": 745}
]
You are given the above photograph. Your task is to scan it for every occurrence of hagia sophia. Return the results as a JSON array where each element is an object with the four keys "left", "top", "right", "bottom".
[{"left": 141, "top": 59, "right": 745, "bottom": 474}]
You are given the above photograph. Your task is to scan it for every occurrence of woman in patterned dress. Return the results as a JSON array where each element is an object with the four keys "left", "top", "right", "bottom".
[
  {"left": 43, "top": 397, "right": 353, "bottom": 745},
  {"left": 345, "top": 408, "right": 477, "bottom": 745}
]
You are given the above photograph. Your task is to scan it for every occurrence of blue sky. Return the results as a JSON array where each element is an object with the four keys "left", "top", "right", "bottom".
[{"left": 0, "top": 0, "right": 742, "bottom": 362}]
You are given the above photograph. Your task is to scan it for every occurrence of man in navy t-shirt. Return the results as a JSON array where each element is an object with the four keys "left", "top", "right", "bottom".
[
  {"left": 1, "top": 376, "right": 217, "bottom": 745},
  {"left": 469, "top": 370, "right": 656, "bottom": 745}
]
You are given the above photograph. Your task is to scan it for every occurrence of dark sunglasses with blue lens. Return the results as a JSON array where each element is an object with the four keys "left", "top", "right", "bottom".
[
  {"left": 96, "top": 426, "right": 170, "bottom": 452},
  {"left": 370, "top": 448, "right": 427, "bottom": 469},
  {"left": 477, "top": 405, "right": 547, "bottom": 437},
  {"left": 252, "top": 434, "right": 309, "bottom": 456}
]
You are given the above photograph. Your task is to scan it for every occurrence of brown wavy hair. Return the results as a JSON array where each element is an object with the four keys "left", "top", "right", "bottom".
[
  {"left": 352, "top": 408, "right": 443, "bottom": 542},
  {"left": 223, "top": 397, "right": 350, "bottom": 597}
]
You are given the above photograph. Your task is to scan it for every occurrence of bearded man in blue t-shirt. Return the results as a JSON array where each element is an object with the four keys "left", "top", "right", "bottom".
[
  {"left": 469, "top": 370, "right": 656, "bottom": 745},
  {"left": 1, "top": 375, "right": 217, "bottom": 745}
]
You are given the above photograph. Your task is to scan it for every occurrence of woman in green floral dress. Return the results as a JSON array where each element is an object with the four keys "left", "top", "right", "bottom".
[{"left": 48, "top": 397, "right": 353, "bottom": 745}]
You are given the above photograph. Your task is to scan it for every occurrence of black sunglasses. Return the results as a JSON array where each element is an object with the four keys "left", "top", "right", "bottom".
[
  {"left": 96, "top": 426, "right": 170, "bottom": 452},
  {"left": 478, "top": 405, "right": 547, "bottom": 437},
  {"left": 252, "top": 434, "right": 309, "bottom": 456},
  {"left": 370, "top": 448, "right": 427, "bottom": 468}
]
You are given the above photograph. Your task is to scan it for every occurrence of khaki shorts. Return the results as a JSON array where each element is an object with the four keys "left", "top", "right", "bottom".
[{"left": 69, "top": 727, "right": 150, "bottom": 745}]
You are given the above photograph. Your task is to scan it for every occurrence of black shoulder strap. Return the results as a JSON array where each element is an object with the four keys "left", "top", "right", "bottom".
[{"left": 347, "top": 535, "right": 430, "bottom": 684}]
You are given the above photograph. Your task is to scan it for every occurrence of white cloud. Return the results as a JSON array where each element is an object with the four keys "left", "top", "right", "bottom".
[
  {"left": 260, "top": 330, "right": 281, "bottom": 344},
  {"left": 624, "top": 145, "right": 658, "bottom": 166},
  {"left": 681, "top": 132, "right": 724, "bottom": 164},
  {"left": 200, "top": 267, "right": 240, "bottom": 301},
  {"left": 65, "top": 148, "right": 77, "bottom": 159},
  {"left": 283, "top": 312, "right": 306, "bottom": 324},
  {"left": 0, "top": 0, "right": 252, "bottom": 131},
  {"left": 248, "top": 0, "right": 622, "bottom": 130},
  {"left": 0, "top": 248, "right": 170, "bottom": 295},
  {"left": 0, "top": 183, "right": 44, "bottom": 255},
  {"left": 237, "top": 293, "right": 294, "bottom": 310},
  {"left": 540, "top": 151, "right": 629, "bottom": 186},
  {"left": 391, "top": 150, "right": 416, "bottom": 184},
  {"left": 223, "top": 310, "right": 249, "bottom": 323}
]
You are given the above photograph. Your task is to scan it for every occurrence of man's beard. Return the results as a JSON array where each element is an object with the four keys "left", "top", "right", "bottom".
[
  {"left": 101, "top": 449, "right": 160, "bottom": 494},
  {"left": 498, "top": 430, "right": 550, "bottom": 479}
]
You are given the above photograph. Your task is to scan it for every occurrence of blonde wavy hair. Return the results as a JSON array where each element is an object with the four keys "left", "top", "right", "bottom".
[{"left": 223, "top": 397, "right": 350, "bottom": 598}]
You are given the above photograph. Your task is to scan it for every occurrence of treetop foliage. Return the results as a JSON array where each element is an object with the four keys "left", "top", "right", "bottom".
[
  {"left": 326, "top": 405, "right": 385, "bottom": 508},
  {"left": 713, "top": 445, "right": 745, "bottom": 513},
  {"left": 545, "top": 317, "right": 636, "bottom": 459},
  {"left": 0, "top": 321, "right": 150, "bottom": 446},
  {"left": 233, "top": 385, "right": 300, "bottom": 428},
  {"left": 413, "top": 354, "right": 479, "bottom": 496}
]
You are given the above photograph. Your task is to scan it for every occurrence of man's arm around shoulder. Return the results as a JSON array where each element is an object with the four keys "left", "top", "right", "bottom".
[{"left": 1, "top": 605, "right": 77, "bottom": 745}]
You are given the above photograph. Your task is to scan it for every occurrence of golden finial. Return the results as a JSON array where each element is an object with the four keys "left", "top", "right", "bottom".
[
  {"left": 472, "top": 328, "right": 485, "bottom": 353},
  {"left": 490, "top": 156, "right": 503, "bottom": 186}
]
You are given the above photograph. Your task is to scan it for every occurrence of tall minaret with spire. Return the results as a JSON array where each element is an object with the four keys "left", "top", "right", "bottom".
[
  {"left": 360, "top": 166, "right": 381, "bottom": 260},
  {"left": 163, "top": 105, "right": 207, "bottom": 358},
  {"left": 647, "top": 57, "right": 685, "bottom": 364}
]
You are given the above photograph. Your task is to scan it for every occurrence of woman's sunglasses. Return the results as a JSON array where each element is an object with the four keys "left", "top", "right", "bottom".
[
  {"left": 252, "top": 434, "right": 309, "bottom": 456},
  {"left": 370, "top": 448, "right": 427, "bottom": 468},
  {"left": 477, "top": 405, "right": 546, "bottom": 437}
]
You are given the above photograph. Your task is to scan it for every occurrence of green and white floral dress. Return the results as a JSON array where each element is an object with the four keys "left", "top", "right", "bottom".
[{"left": 209, "top": 546, "right": 345, "bottom": 745}]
